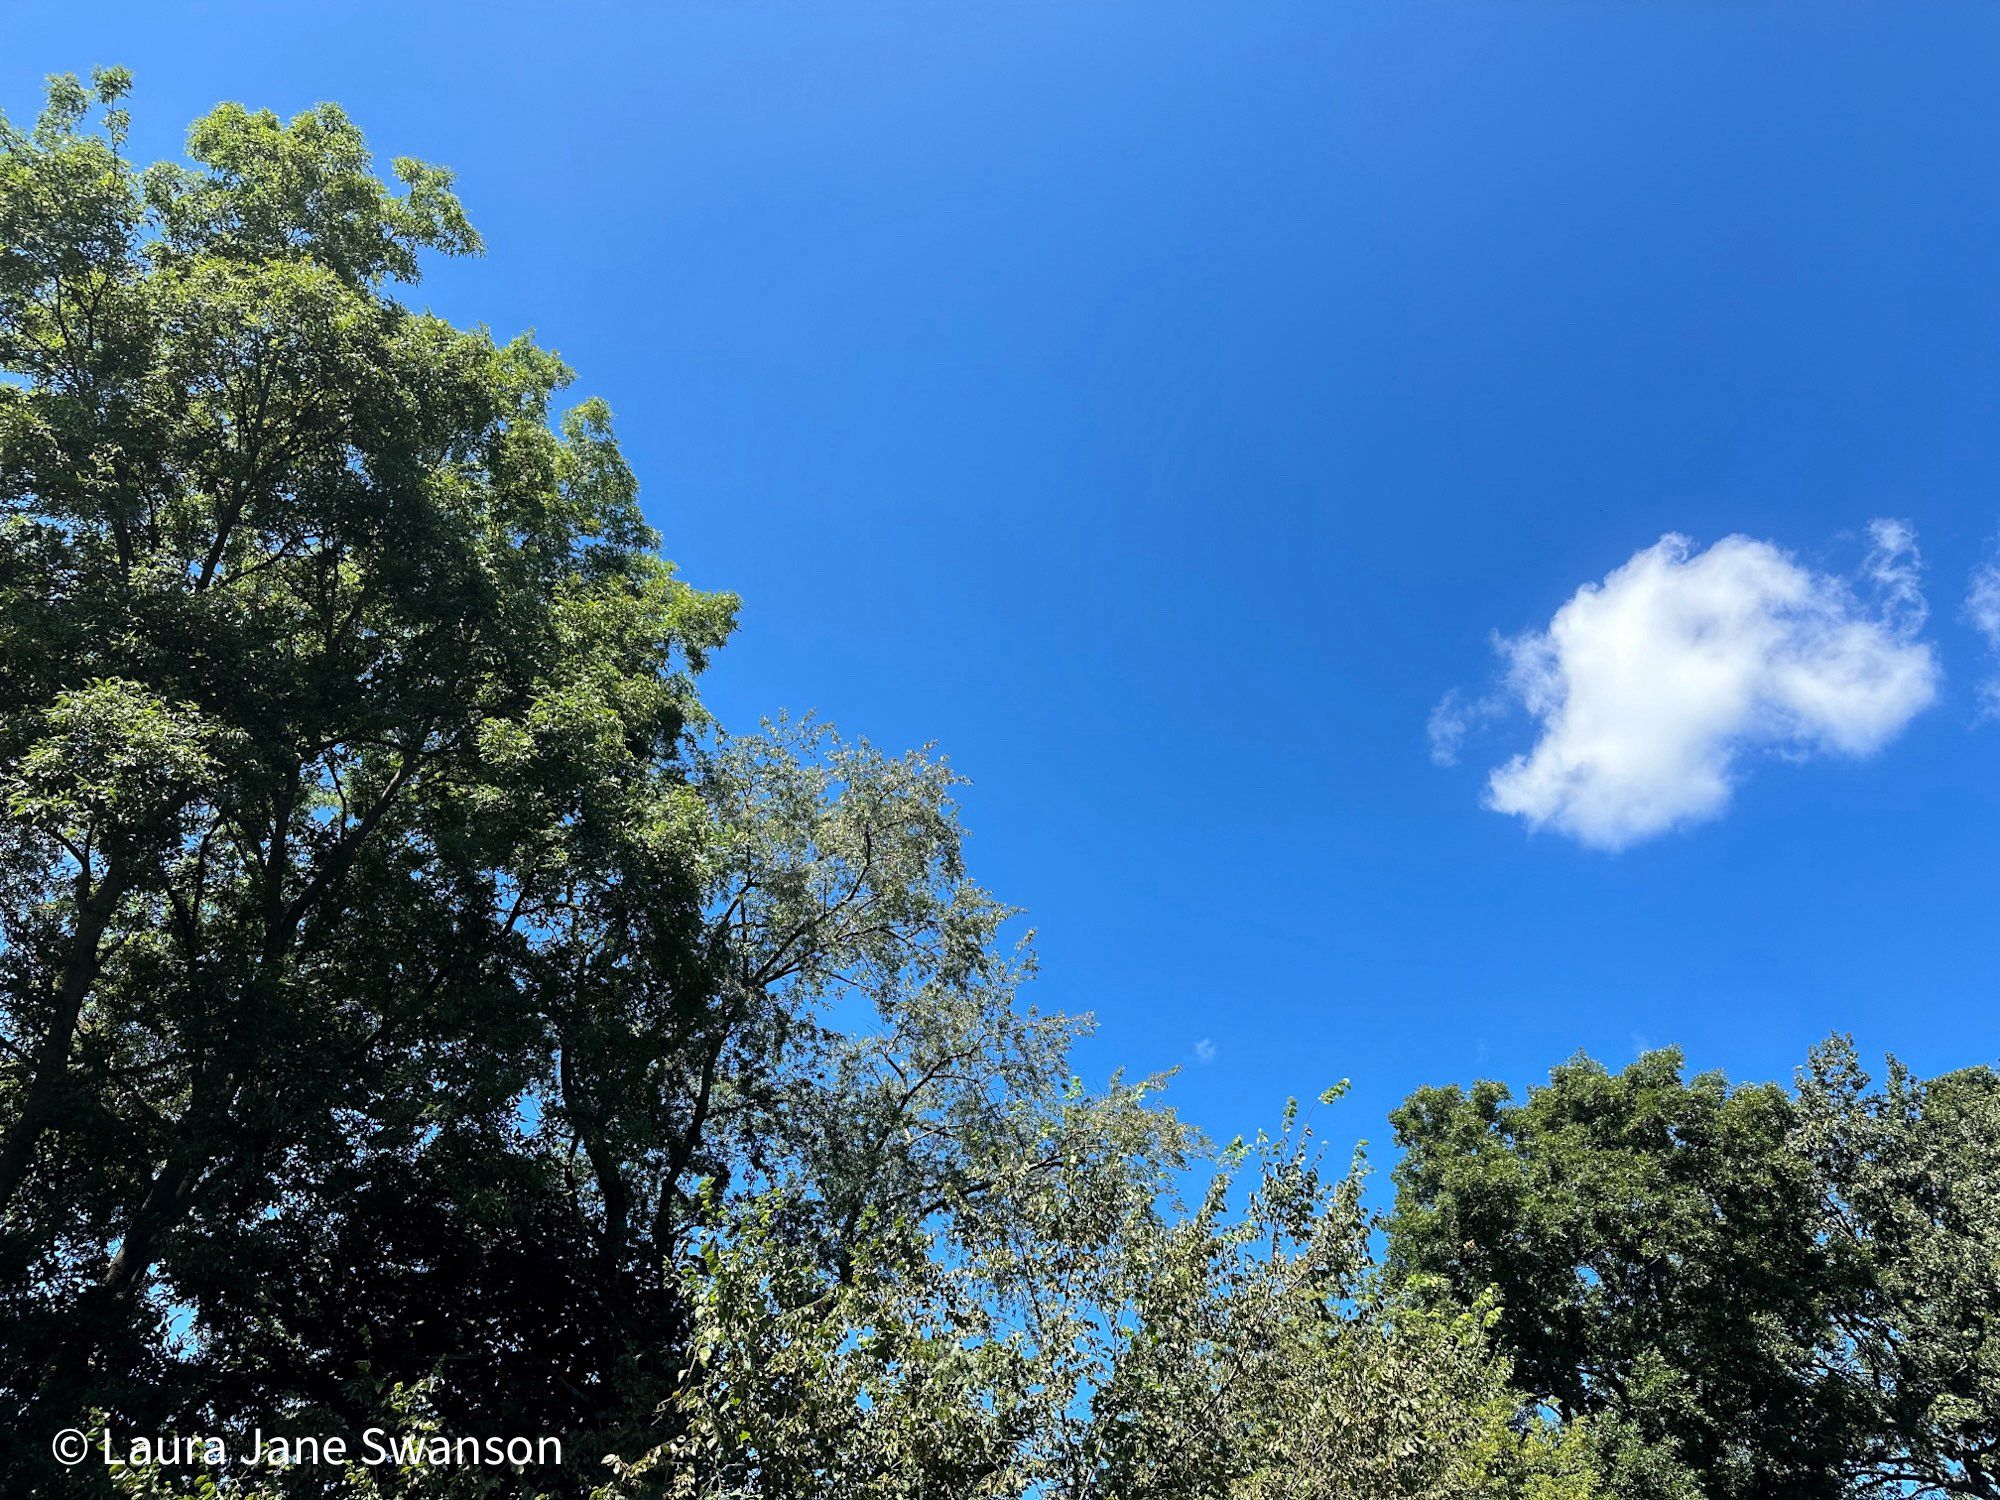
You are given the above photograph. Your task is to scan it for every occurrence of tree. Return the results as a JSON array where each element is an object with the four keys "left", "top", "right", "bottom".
[
  {"left": 1388, "top": 1042, "right": 2000, "bottom": 1500},
  {"left": 1792, "top": 1039, "right": 2000, "bottom": 1499},
  {"left": 0, "top": 66, "right": 733, "bottom": 1487},
  {"left": 608, "top": 1093, "right": 1604, "bottom": 1500}
]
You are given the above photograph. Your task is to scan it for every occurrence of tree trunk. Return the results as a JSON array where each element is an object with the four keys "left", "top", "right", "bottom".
[{"left": 0, "top": 871, "right": 123, "bottom": 1212}]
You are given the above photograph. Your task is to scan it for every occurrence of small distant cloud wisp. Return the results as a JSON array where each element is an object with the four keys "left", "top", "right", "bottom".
[
  {"left": 1967, "top": 555, "right": 2000, "bottom": 716},
  {"left": 1437, "top": 522, "right": 1939, "bottom": 850}
]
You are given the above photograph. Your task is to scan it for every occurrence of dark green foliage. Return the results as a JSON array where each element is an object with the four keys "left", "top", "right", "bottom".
[
  {"left": 1389, "top": 1042, "right": 2000, "bottom": 1500},
  {"left": 1, "top": 68, "right": 733, "bottom": 1492}
]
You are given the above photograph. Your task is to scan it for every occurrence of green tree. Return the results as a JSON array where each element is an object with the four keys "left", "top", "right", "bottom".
[
  {"left": 1388, "top": 1042, "right": 2000, "bottom": 1500},
  {"left": 1792, "top": 1039, "right": 2000, "bottom": 1499},
  {"left": 0, "top": 66, "right": 733, "bottom": 1486},
  {"left": 611, "top": 1093, "right": 1604, "bottom": 1500}
]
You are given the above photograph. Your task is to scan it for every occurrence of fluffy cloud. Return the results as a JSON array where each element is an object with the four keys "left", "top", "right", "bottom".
[{"left": 1466, "top": 524, "right": 1938, "bottom": 850}]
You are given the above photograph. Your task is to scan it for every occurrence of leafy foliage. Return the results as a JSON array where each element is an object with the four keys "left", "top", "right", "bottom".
[
  {"left": 0, "top": 66, "right": 733, "bottom": 1490},
  {"left": 1389, "top": 1041, "right": 2000, "bottom": 1500},
  {"left": 1792, "top": 1041, "right": 2000, "bottom": 1499},
  {"left": 608, "top": 1098, "right": 1601, "bottom": 1500}
]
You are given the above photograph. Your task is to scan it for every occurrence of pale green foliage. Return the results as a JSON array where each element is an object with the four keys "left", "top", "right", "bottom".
[
  {"left": 7, "top": 677, "right": 228, "bottom": 858},
  {"left": 604, "top": 1093, "right": 1605, "bottom": 1500}
]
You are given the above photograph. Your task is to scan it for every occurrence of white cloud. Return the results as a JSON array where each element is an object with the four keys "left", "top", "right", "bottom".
[
  {"left": 1427, "top": 688, "right": 1505, "bottom": 767},
  {"left": 1427, "top": 691, "right": 1472, "bottom": 767},
  {"left": 1466, "top": 526, "right": 1938, "bottom": 850},
  {"left": 1193, "top": 1038, "right": 1217, "bottom": 1064},
  {"left": 1864, "top": 518, "right": 1928, "bottom": 632},
  {"left": 1967, "top": 557, "right": 2000, "bottom": 716},
  {"left": 1971, "top": 565, "right": 2000, "bottom": 641}
]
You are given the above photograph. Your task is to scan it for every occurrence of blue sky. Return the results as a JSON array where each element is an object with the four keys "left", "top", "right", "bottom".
[{"left": 9, "top": 1, "right": 1999, "bottom": 1163}]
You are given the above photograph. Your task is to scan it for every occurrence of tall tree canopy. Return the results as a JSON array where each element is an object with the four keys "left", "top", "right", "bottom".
[{"left": 0, "top": 60, "right": 737, "bottom": 1472}]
